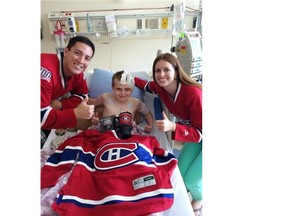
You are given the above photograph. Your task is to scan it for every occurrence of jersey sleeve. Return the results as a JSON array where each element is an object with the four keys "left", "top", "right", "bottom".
[
  {"left": 173, "top": 123, "right": 202, "bottom": 143},
  {"left": 134, "top": 77, "right": 158, "bottom": 94},
  {"left": 41, "top": 107, "right": 77, "bottom": 129},
  {"left": 40, "top": 65, "right": 83, "bottom": 129},
  {"left": 61, "top": 73, "right": 89, "bottom": 109},
  {"left": 41, "top": 134, "right": 84, "bottom": 189},
  {"left": 150, "top": 136, "right": 178, "bottom": 176},
  {"left": 41, "top": 77, "right": 77, "bottom": 129},
  {"left": 173, "top": 88, "right": 202, "bottom": 143}
]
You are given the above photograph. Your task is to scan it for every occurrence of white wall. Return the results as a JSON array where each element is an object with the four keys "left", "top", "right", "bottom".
[{"left": 41, "top": 0, "right": 200, "bottom": 73}]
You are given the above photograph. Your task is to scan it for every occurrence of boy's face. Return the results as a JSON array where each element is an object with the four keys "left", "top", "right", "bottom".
[{"left": 112, "top": 79, "right": 133, "bottom": 102}]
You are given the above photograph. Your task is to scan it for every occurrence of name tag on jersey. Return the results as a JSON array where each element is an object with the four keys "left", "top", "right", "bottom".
[{"left": 133, "top": 174, "right": 156, "bottom": 190}]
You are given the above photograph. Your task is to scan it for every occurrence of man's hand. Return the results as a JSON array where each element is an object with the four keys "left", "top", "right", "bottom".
[
  {"left": 155, "top": 111, "right": 176, "bottom": 132},
  {"left": 50, "top": 100, "right": 62, "bottom": 110},
  {"left": 91, "top": 111, "right": 100, "bottom": 125},
  {"left": 74, "top": 96, "right": 95, "bottom": 120},
  {"left": 87, "top": 98, "right": 97, "bottom": 106}
]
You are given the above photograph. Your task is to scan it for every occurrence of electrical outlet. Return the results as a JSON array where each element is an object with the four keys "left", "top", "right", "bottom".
[{"left": 137, "top": 19, "right": 142, "bottom": 29}]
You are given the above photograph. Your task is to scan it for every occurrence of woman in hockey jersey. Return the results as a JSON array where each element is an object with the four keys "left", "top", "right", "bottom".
[{"left": 134, "top": 53, "right": 202, "bottom": 215}]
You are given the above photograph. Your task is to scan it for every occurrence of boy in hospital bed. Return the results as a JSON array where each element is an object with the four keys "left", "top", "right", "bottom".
[{"left": 88, "top": 70, "right": 154, "bottom": 134}]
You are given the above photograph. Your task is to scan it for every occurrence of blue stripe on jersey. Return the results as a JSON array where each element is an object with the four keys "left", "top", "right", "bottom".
[
  {"left": 145, "top": 82, "right": 154, "bottom": 94},
  {"left": 78, "top": 151, "right": 95, "bottom": 169},
  {"left": 133, "top": 145, "right": 153, "bottom": 164},
  {"left": 41, "top": 107, "right": 51, "bottom": 121},
  {"left": 153, "top": 153, "right": 176, "bottom": 163},
  {"left": 40, "top": 109, "right": 46, "bottom": 121},
  {"left": 47, "top": 148, "right": 80, "bottom": 165}
]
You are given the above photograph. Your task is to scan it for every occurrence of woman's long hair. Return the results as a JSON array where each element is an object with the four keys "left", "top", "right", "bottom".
[{"left": 152, "top": 53, "right": 202, "bottom": 89}]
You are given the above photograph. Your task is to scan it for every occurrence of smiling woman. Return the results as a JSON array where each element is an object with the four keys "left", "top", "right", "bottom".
[{"left": 133, "top": 52, "right": 203, "bottom": 215}]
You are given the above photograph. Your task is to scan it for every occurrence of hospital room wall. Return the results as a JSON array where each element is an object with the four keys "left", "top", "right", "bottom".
[{"left": 41, "top": 0, "right": 201, "bottom": 73}]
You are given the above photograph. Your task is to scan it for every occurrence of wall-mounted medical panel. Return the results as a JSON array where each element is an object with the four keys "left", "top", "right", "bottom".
[{"left": 47, "top": 6, "right": 199, "bottom": 40}]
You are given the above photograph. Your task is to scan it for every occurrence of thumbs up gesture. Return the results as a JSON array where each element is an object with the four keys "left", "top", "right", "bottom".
[
  {"left": 155, "top": 111, "right": 176, "bottom": 132},
  {"left": 74, "top": 96, "right": 95, "bottom": 120},
  {"left": 91, "top": 111, "right": 100, "bottom": 126}
]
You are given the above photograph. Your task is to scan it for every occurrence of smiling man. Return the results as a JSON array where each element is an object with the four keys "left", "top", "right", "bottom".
[{"left": 41, "top": 36, "right": 96, "bottom": 146}]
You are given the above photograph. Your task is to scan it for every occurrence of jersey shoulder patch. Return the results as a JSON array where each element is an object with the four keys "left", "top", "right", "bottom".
[{"left": 41, "top": 67, "right": 52, "bottom": 82}]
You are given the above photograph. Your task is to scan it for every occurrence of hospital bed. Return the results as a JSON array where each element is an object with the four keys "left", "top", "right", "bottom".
[{"left": 41, "top": 69, "right": 194, "bottom": 216}]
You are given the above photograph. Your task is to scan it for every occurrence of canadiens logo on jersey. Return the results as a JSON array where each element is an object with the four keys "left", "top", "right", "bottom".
[
  {"left": 41, "top": 67, "right": 52, "bottom": 82},
  {"left": 95, "top": 142, "right": 139, "bottom": 170}
]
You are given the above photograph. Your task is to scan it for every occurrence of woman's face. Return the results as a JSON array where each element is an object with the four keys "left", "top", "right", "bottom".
[
  {"left": 154, "top": 60, "right": 177, "bottom": 87},
  {"left": 112, "top": 79, "right": 133, "bottom": 102}
]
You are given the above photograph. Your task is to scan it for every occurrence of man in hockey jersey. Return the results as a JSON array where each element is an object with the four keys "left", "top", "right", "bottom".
[{"left": 41, "top": 36, "right": 96, "bottom": 147}]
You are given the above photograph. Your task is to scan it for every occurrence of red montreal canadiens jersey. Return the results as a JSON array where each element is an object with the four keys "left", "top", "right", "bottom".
[
  {"left": 41, "top": 130, "right": 177, "bottom": 216},
  {"left": 41, "top": 53, "right": 89, "bottom": 129},
  {"left": 135, "top": 77, "right": 202, "bottom": 142}
]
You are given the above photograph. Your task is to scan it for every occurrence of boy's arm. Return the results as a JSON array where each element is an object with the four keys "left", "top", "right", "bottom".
[
  {"left": 144, "top": 111, "right": 154, "bottom": 133},
  {"left": 88, "top": 93, "right": 105, "bottom": 107},
  {"left": 136, "top": 100, "right": 154, "bottom": 133}
]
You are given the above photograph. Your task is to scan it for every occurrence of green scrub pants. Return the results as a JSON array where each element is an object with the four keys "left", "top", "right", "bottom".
[{"left": 178, "top": 141, "right": 202, "bottom": 201}]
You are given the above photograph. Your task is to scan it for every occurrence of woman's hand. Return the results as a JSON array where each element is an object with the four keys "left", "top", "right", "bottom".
[{"left": 155, "top": 111, "right": 176, "bottom": 132}]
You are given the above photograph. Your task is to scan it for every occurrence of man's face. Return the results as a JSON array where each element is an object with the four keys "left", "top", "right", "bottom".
[{"left": 63, "top": 42, "right": 93, "bottom": 76}]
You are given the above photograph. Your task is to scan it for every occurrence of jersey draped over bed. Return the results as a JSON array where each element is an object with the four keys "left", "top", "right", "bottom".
[{"left": 41, "top": 69, "right": 194, "bottom": 216}]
